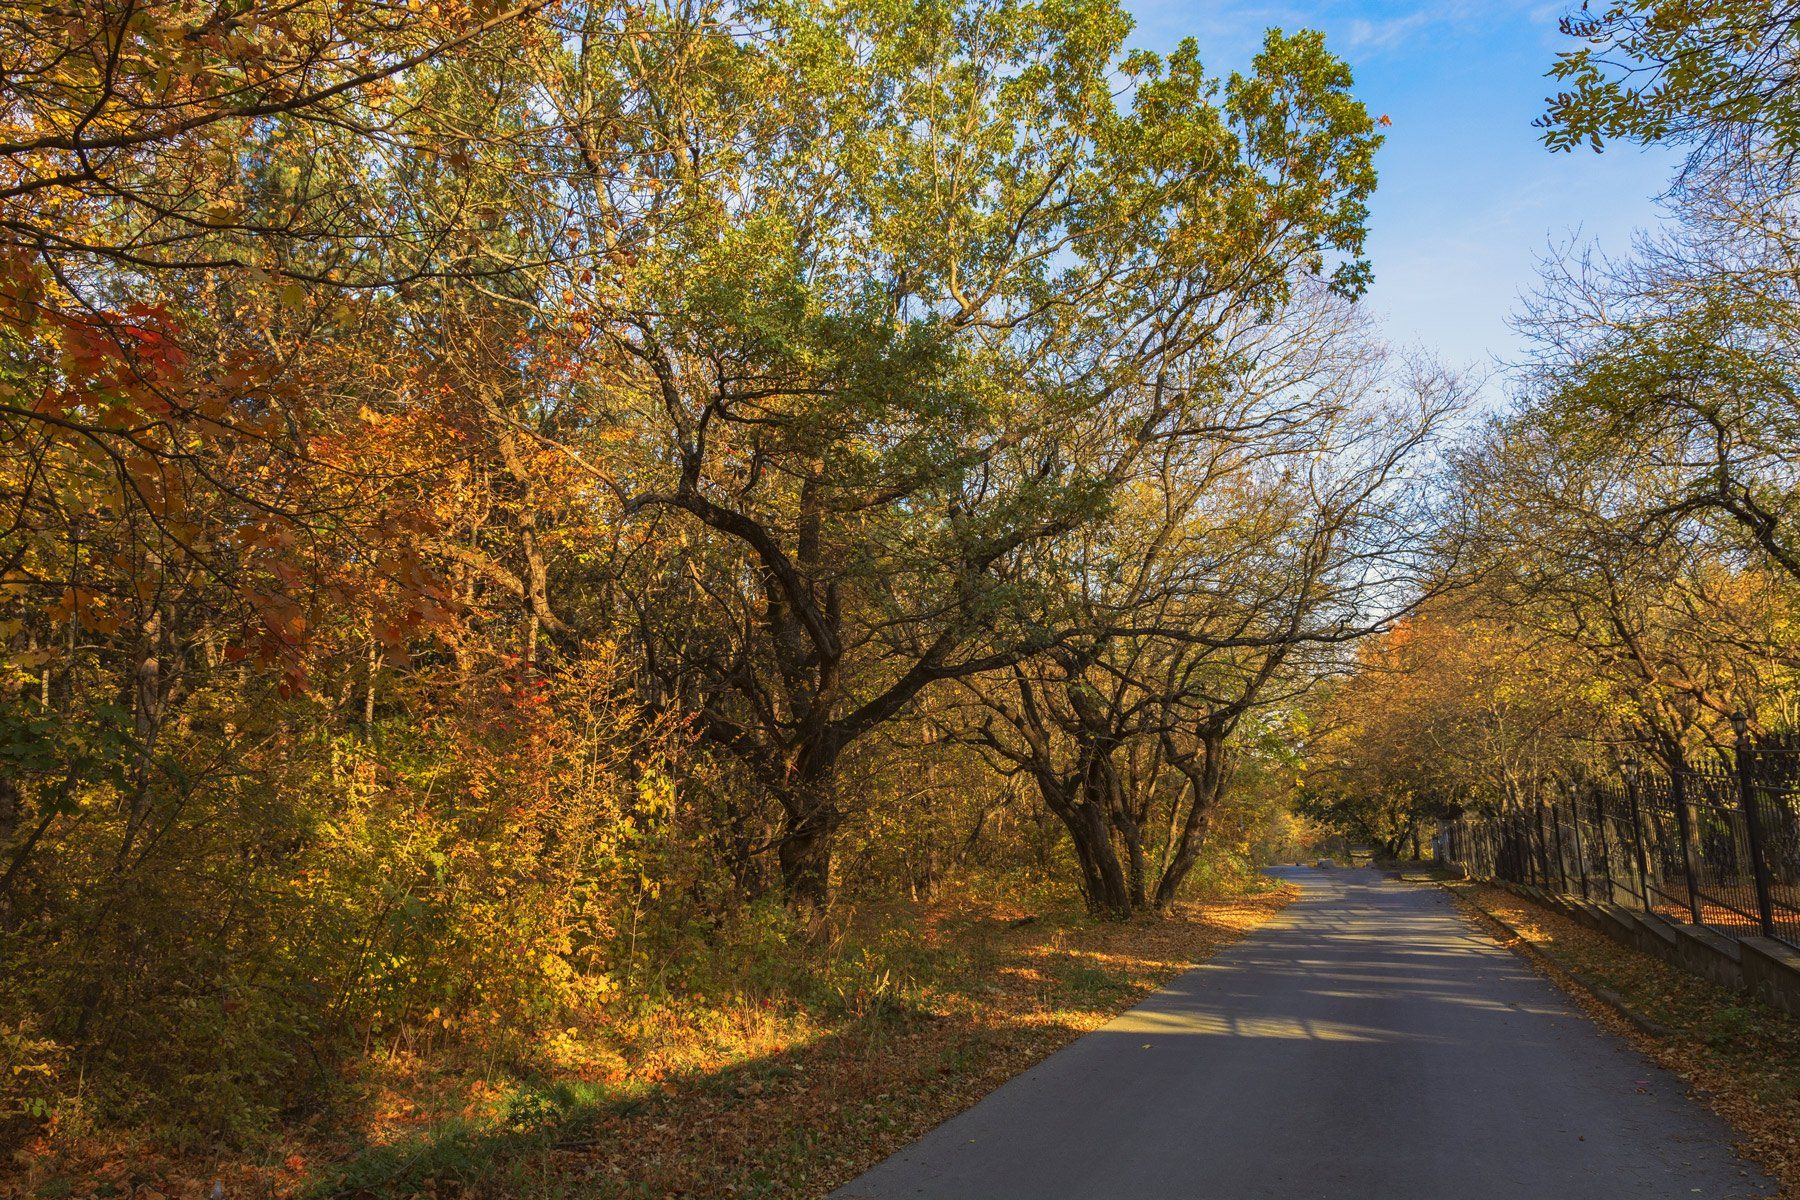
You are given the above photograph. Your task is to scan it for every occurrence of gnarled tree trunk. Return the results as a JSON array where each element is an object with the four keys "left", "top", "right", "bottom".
[{"left": 1153, "top": 725, "right": 1234, "bottom": 910}]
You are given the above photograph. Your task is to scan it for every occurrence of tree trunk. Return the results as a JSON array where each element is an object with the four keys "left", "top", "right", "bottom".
[
  {"left": 1153, "top": 727, "right": 1233, "bottom": 911},
  {"left": 1080, "top": 751, "right": 1145, "bottom": 912},
  {"left": 777, "top": 814, "right": 835, "bottom": 907},
  {"left": 1115, "top": 790, "right": 1150, "bottom": 911},
  {"left": 0, "top": 770, "right": 15, "bottom": 863},
  {"left": 0, "top": 770, "right": 17, "bottom": 929},
  {"left": 775, "top": 755, "right": 841, "bottom": 907},
  {"left": 1153, "top": 804, "right": 1215, "bottom": 910},
  {"left": 117, "top": 608, "right": 165, "bottom": 870},
  {"left": 1047, "top": 786, "right": 1133, "bottom": 918}
]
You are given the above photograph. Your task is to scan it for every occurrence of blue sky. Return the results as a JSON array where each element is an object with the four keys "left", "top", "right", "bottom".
[{"left": 1124, "top": 0, "right": 1677, "bottom": 384}]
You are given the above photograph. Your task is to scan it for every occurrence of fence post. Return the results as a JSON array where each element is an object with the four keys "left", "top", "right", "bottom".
[
  {"left": 1566, "top": 781, "right": 1589, "bottom": 900},
  {"left": 1667, "top": 744, "right": 1704, "bottom": 925},
  {"left": 1732, "top": 713, "right": 1778, "bottom": 939},
  {"left": 1506, "top": 811, "right": 1521, "bottom": 883},
  {"left": 1517, "top": 810, "right": 1532, "bottom": 885},
  {"left": 1548, "top": 797, "right": 1570, "bottom": 895},
  {"left": 1533, "top": 802, "right": 1553, "bottom": 887},
  {"left": 1593, "top": 783, "right": 1616, "bottom": 904},
  {"left": 1624, "top": 758, "right": 1654, "bottom": 914}
]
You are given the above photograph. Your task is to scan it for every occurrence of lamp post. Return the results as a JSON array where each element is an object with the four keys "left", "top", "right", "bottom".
[
  {"left": 1731, "top": 712, "right": 1777, "bottom": 938},
  {"left": 1622, "top": 752, "right": 1653, "bottom": 913},
  {"left": 1545, "top": 785, "right": 1570, "bottom": 895},
  {"left": 1665, "top": 739, "right": 1704, "bottom": 924},
  {"left": 1565, "top": 777, "right": 1589, "bottom": 900}
]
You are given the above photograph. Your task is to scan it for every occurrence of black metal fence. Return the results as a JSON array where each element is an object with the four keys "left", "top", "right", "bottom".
[{"left": 1443, "top": 732, "right": 1800, "bottom": 952}]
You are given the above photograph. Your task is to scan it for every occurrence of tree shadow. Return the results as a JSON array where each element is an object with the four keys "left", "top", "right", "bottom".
[{"left": 307, "top": 988, "right": 1117, "bottom": 1199}]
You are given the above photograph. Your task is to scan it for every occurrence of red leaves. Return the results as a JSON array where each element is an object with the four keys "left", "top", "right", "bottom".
[{"left": 44, "top": 303, "right": 188, "bottom": 422}]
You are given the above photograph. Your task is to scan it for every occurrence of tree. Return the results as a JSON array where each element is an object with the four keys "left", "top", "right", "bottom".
[
  {"left": 1, "top": 0, "right": 1433, "bottom": 1157},
  {"left": 1529, "top": 0, "right": 1800, "bottom": 592},
  {"left": 525, "top": 3, "right": 1385, "bottom": 903},
  {"left": 1301, "top": 594, "right": 1593, "bottom": 855},
  {"left": 961, "top": 303, "right": 1451, "bottom": 915}
]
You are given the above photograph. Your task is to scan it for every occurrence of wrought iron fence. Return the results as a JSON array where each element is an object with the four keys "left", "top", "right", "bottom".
[{"left": 1443, "top": 732, "right": 1800, "bottom": 952}]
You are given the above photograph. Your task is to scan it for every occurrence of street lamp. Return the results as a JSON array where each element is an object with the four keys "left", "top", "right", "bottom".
[
  {"left": 1729, "top": 710, "right": 1778, "bottom": 937},
  {"left": 1620, "top": 750, "right": 1652, "bottom": 913}
]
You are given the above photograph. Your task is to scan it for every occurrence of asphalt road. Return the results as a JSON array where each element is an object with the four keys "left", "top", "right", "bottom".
[{"left": 829, "top": 867, "right": 1778, "bottom": 1200}]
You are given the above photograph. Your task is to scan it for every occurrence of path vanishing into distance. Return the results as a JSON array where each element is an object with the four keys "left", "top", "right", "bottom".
[{"left": 831, "top": 868, "right": 1777, "bottom": 1200}]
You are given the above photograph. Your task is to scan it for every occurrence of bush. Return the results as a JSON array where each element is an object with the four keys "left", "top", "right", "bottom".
[{"left": 0, "top": 648, "right": 695, "bottom": 1152}]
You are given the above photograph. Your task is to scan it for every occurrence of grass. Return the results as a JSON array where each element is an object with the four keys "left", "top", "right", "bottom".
[
  {"left": 5, "top": 886, "right": 1296, "bottom": 1200},
  {"left": 1444, "top": 880, "right": 1800, "bottom": 1198}
]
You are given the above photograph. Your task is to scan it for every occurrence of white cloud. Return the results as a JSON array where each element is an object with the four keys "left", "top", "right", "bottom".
[{"left": 1344, "top": 9, "right": 1445, "bottom": 50}]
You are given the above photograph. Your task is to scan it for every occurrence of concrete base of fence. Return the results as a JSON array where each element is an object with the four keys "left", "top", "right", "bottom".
[
  {"left": 1667, "top": 923, "right": 1746, "bottom": 991},
  {"left": 1487, "top": 881, "right": 1800, "bottom": 1017},
  {"left": 1741, "top": 938, "right": 1800, "bottom": 1017},
  {"left": 1584, "top": 901, "right": 1661, "bottom": 952}
]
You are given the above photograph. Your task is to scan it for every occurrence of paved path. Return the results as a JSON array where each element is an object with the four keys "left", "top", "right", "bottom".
[{"left": 830, "top": 867, "right": 1777, "bottom": 1199}]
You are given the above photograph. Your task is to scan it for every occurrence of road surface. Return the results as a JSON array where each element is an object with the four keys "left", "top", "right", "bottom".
[{"left": 830, "top": 867, "right": 1777, "bottom": 1199}]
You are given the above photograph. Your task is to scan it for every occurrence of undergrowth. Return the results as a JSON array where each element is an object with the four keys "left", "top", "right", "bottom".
[{"left": 5, "top": 882, "right": 1296, "bottom": 1199}]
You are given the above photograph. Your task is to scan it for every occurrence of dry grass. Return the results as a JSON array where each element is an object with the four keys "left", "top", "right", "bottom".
[
  {"left": 1445, "top": 881, "right": 1800, "bottom": 1198},
  {"left": 4, "top": 887, "right": 1296, "bottom": 1200}
]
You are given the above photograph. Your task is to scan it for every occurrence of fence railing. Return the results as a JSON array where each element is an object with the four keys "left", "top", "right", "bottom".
[{"left": 1443, "top": 731, "right": 1800, "bottom": 952}]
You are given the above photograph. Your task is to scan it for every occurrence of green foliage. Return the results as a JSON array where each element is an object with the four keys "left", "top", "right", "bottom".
[
  {"left": 1541, "top": 0, "right": 1800, "bottom": 154},
  {"left": 1705, "top": 1003, "right": 1760, "bottom": 1048},
  {"left": 0, "top": 1015, "right": 65, "bottom": 1129}
]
